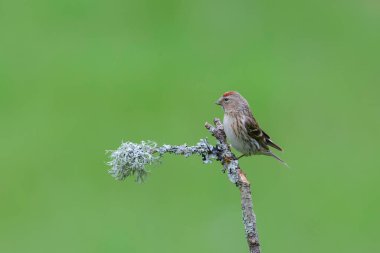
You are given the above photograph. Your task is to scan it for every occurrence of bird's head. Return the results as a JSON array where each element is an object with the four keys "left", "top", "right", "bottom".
[{"left": 216, "top": 91, "right": 248, "bottom": 113}]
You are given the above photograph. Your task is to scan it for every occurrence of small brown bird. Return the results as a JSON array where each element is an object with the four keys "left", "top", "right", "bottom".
[{"left": 216, "top": 91, "right": 286, "bottom": 165}]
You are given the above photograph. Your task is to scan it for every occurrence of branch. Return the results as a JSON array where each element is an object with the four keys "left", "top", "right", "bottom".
[
  {"left": 205, "top": 118, "right": 260, "bottom": 253},
  {"left": 107, "top": 118, "right": 261, "bottom": 253}
]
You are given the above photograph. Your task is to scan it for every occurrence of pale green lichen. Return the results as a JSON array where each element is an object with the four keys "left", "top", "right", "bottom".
[
  {"left": 107, "top": 139, "right": 216, "bottom": 182},
  {"left": 107, "top": 141, "right": 159, "bottom": 182}
]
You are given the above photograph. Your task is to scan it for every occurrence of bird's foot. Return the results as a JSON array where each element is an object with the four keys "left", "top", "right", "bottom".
[{"left": 223, "top": 156, "right": 233, "bottom": 164}]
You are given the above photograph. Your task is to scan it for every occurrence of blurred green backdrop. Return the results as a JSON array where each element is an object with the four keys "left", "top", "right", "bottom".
[{"left": 1, "top": 0, "right": 379, "bottom": 252}]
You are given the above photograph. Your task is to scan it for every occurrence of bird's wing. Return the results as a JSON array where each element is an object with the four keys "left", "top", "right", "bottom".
[
  {"left": 262, "top": 130, "right": 283, "bottom": 151},
  {"left": 244, "top": 115, "right": 269, "bottom": 150},
  {"left": 245, "top": 116, "right": 283, "bottom": 151}
]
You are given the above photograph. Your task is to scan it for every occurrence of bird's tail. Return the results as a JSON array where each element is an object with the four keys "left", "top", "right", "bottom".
[{"left": 264, "top": 151, "right": 288, "bottom": 167}]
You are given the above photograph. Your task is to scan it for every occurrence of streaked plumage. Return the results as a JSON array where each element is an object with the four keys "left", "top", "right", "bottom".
[{"left": 216, "top": 91, "right": 286, "bottom": 165}]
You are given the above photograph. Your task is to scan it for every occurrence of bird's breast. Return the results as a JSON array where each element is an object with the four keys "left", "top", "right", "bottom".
[
  {"left": 224, "top": 114, "right": 250, "bottom": 154},
  {"left": 223, "top": 115, "right": 236, "bottom": 140}
]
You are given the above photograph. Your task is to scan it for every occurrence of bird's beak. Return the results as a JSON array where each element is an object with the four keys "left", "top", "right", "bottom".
[{"left": 215, "top": 97, "right": 222, "bottom": 106}]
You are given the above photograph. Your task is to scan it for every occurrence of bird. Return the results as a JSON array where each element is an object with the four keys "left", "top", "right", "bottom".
[{"left": 216, "top": 91, "right": 286, "bottom": 165}]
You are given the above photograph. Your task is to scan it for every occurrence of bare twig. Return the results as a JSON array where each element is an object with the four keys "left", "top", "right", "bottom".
[{"left": 107, "top": 118, "right": 260, "bottom": 253}]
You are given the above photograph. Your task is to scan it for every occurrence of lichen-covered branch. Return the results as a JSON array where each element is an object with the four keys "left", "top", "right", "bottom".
[
  {"left": 205, "top": 118, "right": 260, "bottom": 253},
  {"left": 107, "top": 118, "right": 261, "bottom": 253},
  {"left": 107, "top": 139, "right": 217, "bottom": 182},
  {"left": 238, "top": 170, "right": 260, "bottom": 253}
]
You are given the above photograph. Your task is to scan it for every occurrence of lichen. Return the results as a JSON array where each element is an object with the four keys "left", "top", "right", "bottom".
[
  {"left": 107, "top": 141, "right": 159, "bottom": 182},
  {"left": 107, "top": 139, "right": 217, "bottom": 182}
]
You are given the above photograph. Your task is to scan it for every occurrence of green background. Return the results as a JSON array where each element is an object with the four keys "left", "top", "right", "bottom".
[{"left": 1, "top": 0, "right": 379, "bottom": 252}]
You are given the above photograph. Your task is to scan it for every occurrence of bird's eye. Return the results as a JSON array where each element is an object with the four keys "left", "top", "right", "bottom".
[{"left": 224, "top": 98, "right": 229, "bottom": 102}]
